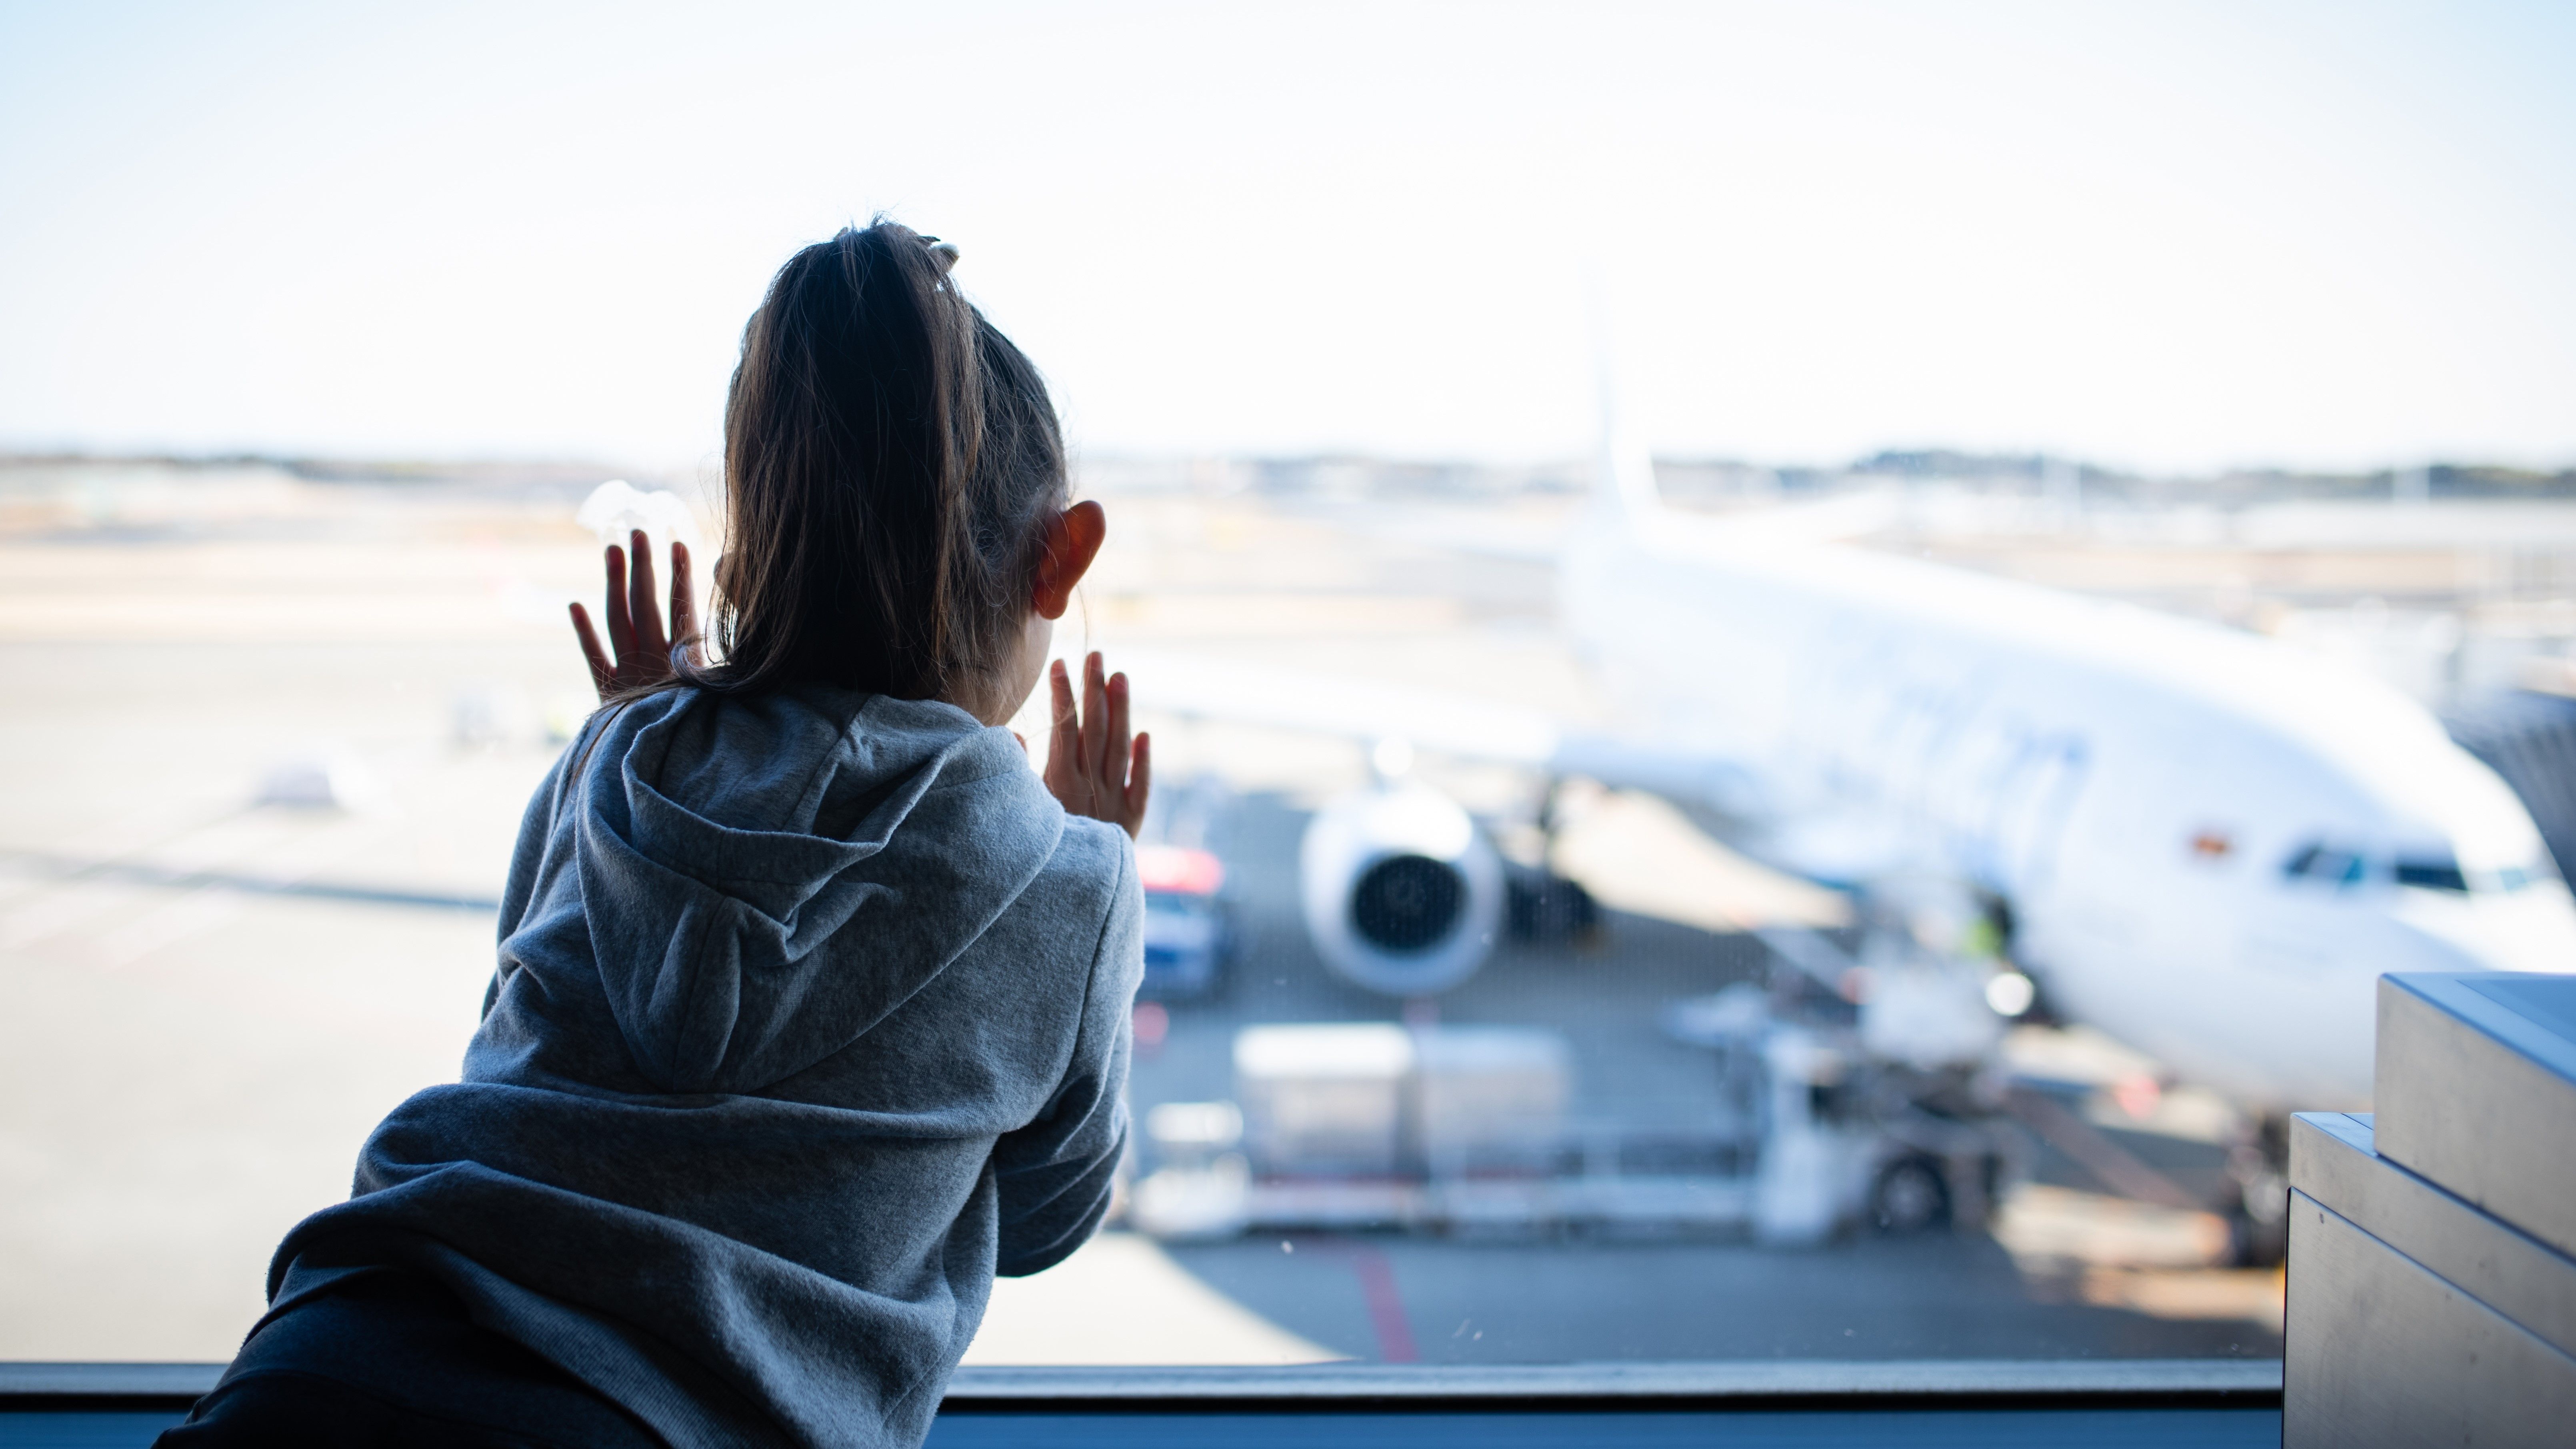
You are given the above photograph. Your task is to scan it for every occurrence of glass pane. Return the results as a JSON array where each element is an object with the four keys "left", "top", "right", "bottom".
[
  {"left": 2393, "top": 858, "right": 2470, "bottom": 893},
  {"left": 7, "top": 2, "right": 2573, "bottom": 1399}
]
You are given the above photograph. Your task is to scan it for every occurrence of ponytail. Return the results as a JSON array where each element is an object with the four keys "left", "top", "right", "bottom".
[{"left": 680, "top": 220, "right": 1068, "bottom": 702}]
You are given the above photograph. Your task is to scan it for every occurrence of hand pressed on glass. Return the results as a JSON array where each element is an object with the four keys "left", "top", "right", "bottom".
[
  {"left": 570, "top": 528, "right": 696, "bottom": 699},
  {"left": 1046, "top": 651, "right": 1151, "bottom": 841},
  {"left": 565, "top": 521, "right": 1151, "bottom": 840}
]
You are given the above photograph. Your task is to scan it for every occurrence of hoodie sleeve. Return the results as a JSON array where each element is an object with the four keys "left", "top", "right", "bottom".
[{"left": 990, "top": 837, "right": 1143, "bottom": 1277}]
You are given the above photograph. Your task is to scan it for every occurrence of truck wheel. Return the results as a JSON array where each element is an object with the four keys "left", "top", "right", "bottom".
[{"left": 1872, "top": 1157, "right": 1950, "bottom": 1233}]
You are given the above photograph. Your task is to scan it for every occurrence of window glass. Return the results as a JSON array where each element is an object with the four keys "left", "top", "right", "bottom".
[
  {"left": 8, "top": 1, "right": 2574, "bottom": 1385},
  {"left": 2393, "top": 857, "right": 2471, "bottom": 893},
  {"left": 2283, "top": 844, "right": 2370, "bottom": 888}
]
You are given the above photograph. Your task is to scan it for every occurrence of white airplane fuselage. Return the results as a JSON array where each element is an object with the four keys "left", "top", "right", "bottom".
[{"left": 1560, "top": 504, "right": 2576, "bottom": 1111}]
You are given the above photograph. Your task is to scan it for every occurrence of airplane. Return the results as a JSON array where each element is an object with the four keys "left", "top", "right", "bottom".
[
  {"left": 1550, "top": 472, "right": 2576, "bottom": 1114},
  {"left": 1102, "top": 407, "right": 2576, "bottom": 1193}
]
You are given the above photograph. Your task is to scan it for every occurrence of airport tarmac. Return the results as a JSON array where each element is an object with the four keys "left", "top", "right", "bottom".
[
  {"left": 0, "top": 462, "right": 2283, "bottom": 1364},
  {"left": 1091, "top": 789, "right": 2279, "bottom": 1364}
]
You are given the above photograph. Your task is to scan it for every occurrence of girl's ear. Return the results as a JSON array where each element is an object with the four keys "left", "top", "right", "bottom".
[{"left": 1032, "top": 501, "right": 1106, "bottom": 620}]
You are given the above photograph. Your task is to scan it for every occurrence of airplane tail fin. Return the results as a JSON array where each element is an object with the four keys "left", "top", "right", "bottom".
[{"left": 1589, "top": 283, "right": 1660, "bottom": 525}]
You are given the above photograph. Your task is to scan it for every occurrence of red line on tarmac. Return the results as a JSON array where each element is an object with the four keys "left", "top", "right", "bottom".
[{"left": 1342, "top": 1244, "right": 1418, "bottom": 1363}]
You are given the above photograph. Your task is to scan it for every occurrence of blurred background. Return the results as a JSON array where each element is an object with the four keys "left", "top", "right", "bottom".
[{"left": 4, "top": 0, "right": 2574, "bottom": 1369}]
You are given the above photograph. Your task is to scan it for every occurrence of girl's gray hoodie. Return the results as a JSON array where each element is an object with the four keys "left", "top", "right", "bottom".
[{"left": 258, "top": 685, "right": 1142, "bottom": 1449}]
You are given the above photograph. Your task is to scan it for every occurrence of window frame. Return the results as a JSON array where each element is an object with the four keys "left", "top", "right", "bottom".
[{"left": 0, "top": 1358, "right": 2289, "bottom": 1434}]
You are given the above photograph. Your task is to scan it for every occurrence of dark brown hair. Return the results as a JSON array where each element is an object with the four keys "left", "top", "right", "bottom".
[{"left": 678, "top": 220, "right": 1068, "bottom": 702}]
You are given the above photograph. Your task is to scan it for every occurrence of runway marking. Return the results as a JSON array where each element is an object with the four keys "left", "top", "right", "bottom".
[
  {"left": 1290, "top": 1237, "right": 1420, "bottom": 1363},
  {"left": 0, "top": 851, "right": 501, "bottom": 915}
]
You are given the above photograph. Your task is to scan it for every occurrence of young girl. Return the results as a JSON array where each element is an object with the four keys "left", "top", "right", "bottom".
[{"left": 163, "top": 221, "right": 1150, "bottom": 1449}]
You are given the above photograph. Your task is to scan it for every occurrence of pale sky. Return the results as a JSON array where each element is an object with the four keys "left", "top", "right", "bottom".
[{"left": 3, "top": 1, "right": 2571, "bottom": 475}]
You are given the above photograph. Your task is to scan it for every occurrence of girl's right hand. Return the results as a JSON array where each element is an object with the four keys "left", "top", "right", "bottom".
[{"left": 1044, "top": 652, "right": 1150, "bottom": 841}]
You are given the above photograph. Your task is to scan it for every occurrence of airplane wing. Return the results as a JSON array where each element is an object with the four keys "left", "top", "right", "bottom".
[
  {"left": 1276, "top": 499, "right": 1564, "bottom": 563},
  {"left": 1102, "top": 644, "right": 1777, "bottom": 828},
  {"left": 1281, "top": 488, "right": 1910, "bottom": 566},
  {"left": 1107, "top": 646, "right": 1559, "bottom": 766}
]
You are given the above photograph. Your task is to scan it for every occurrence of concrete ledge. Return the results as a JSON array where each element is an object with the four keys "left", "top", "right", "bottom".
[{"left": 0, "top": 1362, "right": 225, "bottom": 1398}]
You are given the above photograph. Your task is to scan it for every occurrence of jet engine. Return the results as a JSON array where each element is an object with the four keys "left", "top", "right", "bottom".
[{"left": 1299, "top": 779, "right": 1505, "bottom": 995}]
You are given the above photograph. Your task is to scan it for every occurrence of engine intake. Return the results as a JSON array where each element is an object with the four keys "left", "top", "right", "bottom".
[
  {"left": 1300, "top": 780, "right": 1503, "bottom": 995},
  {"left": 1352, "top": 854, "right": 1466, "bottom": 952}
]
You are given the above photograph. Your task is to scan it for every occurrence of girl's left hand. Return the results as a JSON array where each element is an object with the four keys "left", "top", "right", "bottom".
[
  {"left": 1044, "top": 652, "right": 1151, "bottom": 840},
  {"left": 571, "top": 530, "right": 695, "bottom": 701}
]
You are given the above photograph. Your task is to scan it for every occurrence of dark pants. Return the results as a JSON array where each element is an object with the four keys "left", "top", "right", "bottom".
[{"left": 156, "top": 1270, "right": 664, "bottom": 1449}]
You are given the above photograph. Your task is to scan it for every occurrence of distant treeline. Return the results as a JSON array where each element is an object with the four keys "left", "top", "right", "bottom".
[
  {"left": 1830, "top": 450, "right": 2576, "bottom": 503},
  {"left": 6, "top": 450, "right": 2572, "bottom": 504},
  {"left": 1192, "top": 450, "right": 2576, "bottom": 504},
  {"left": 0, "top": 452, "right": 690, "bottom": 500}
]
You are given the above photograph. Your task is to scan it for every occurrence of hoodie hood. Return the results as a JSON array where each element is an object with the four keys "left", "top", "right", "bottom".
[{"left": 569, "top": 686, "right": 1060, "bottom": 1095}]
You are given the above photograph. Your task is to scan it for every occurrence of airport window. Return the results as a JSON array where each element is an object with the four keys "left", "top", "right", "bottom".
[
  {"left": 11, "top": 10, "right": 2576, "bottom": 1447},
  {"left": 12, "top": 454, "right": 2420, "bottom": 1379}
]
